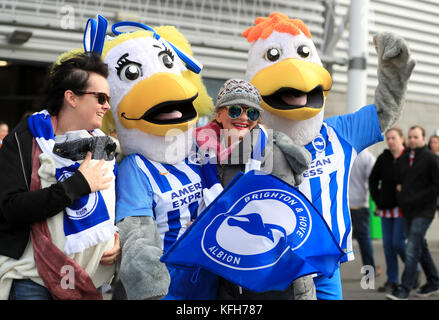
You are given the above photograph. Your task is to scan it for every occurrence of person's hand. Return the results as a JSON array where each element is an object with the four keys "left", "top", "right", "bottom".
[
  {"left": 100, "top": 232, "right": 121, "bottom": 266},
  {"left": 78, "top": 152, "right": 113, "bottom": 193},
  {"left": 396, "top": 184, "right": 402, "bottom": 192}
]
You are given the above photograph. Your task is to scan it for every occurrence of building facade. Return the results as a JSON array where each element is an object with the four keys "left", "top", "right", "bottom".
[{"left": 0, "top": 0, "right": 438, "bottom": 154}]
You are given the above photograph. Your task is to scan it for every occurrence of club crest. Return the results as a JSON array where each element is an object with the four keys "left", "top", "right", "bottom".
[
  {"left": 312, "top": 134, "right": 326, "bottom": 153},
  {"left": 58, "top": 170, "right": 99, "bottom": 220},
  {"left": 201, "top": 189, "right": 312, "bottom": 270}
]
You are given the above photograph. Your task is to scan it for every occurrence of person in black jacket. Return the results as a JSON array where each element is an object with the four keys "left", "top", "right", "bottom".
[
  {"left": 0, "top": 121, "right": 8, "bottom": 148},
  {"left": 369, "top": 127, "right": 408, "bottom": 293},
  {"left": 387, "top": 125, "right": 439, "bottom": 300},
  {"left": 0, "top": 52, "right": 119, "bottom": 300}
]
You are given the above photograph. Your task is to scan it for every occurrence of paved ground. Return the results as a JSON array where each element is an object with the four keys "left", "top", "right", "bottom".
[
  {"left": 341, "top": 217, "right": 439, "bottom": 300},
  {"left": 104, "top": 218, "right": 439, "bottom": 301}
]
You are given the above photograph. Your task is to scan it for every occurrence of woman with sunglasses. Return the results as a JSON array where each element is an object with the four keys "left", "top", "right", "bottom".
[
  {"left": 195, "top": 79, "right": 314, "bottom": 300},
  {"left": 0, "top": 52, "right": 120, "bottom": 300}
]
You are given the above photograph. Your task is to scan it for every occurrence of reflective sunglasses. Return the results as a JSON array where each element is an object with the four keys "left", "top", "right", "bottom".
[
  {"left": 77, "top": 91, "right": 111, "bottom": 105},
  {"left": 226, "top": 105, "right": 261, "bottom": 121}
]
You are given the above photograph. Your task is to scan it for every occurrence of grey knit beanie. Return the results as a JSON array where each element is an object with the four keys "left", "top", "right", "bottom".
[{"left": 215, "top": 79, "right": 263, "bottom": 112}]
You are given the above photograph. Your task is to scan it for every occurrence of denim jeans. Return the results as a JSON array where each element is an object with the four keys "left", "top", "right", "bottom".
[
  {"left": 401, "top": 216, "right": 439, "bottom": 291},
  {"left": 8, "top": 279, "right": 52, "bottom": 300},
  {"left": 381, "top": 217, "right": 406, "bottom": 283},
  {"left": 351, "top": 208, "right": 376, "bottom": 270}
]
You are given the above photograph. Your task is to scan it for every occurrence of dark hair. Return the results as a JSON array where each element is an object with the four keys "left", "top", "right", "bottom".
[
  {"left": 428, "top": 135, "right": 439, "bottom": 149},
  {"left": 42, "top": 52, "right": 108, "bottom": 116},
  {"left": 409, "top": 125, "right": 426, "bottom": 137}
]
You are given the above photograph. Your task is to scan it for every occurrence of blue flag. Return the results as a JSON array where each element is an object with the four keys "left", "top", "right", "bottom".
[{"left": 161, "top": 170, "right": 346, "bottom": 293}]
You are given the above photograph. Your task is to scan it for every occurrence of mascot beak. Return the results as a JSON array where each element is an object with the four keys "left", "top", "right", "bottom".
[
  {"left": 117, "top": 72, "right": 199, "bottom": 136},
  {"left": 251, "top": 58, "right": 332, "bottom": 121}
]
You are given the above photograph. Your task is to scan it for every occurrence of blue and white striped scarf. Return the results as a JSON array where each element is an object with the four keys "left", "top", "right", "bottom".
[{"left": 28, "top": 110, "right": 117, "bottom": 255}]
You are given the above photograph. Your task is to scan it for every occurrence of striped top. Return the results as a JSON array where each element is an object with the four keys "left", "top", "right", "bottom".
[
  {"left": 297, "top": 105, "right": 383, "bottom": 262},
  {"left": 116, "top": 153, "right": 204, "bottom": 252}
]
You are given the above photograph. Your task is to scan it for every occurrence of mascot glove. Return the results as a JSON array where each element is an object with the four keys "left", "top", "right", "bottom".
[
  {"left": 373, "top": 32, "right": 416, "bottom": 131},
  {"left": 273, "top": 131, "right": 312, "bottom": 186},
  {"left": 292, "top": 275, "right": 317, "bottom": 300},
  {"left": 117, "top": 216, "right": 171, "bottom": 300}
]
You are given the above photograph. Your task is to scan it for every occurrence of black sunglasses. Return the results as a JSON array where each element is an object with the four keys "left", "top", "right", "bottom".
[
  {"left": 226, "top": 105, "right": 261, "bottom": 121},
  {"left": 77, "top": 91, "right": 111, "bottom": 105}
]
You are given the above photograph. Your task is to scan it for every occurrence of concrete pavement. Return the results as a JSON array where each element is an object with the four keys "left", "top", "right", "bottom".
[
  {"left": 104, "top": 218, "right": 439, "bottom": 300},
  {"left": 341, "top": 216, "right": 439, "bottom": 300}
]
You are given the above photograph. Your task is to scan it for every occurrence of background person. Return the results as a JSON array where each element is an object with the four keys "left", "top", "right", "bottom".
[
  {"left": 0, "top": 121, "right": 8, "bottom": 148},
  {"left": 387, "top": 125, "right": 439, "bottom": 300},
  {"left": 369, "top": 127, "right": 409, "bottom": 293},
  {"left": 349, "top": 148, "right": 380, "bottom": 278},
  {"left": 427, "top": 134, "right": 439, "bottom": 217},
  {"left": 428, "top": 135, "right": 439, "bottom": 156}
]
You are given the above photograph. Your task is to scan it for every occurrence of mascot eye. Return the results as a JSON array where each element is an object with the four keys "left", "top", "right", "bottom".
[
  {"left": 265, "top": 48, "right": 281, "bottom": 62},
  {"left": 121, "top": 64, "right": 142, "bottom": 81},
  {"left": 116, "top": 54, "right": 142, "bottom": 82},
  {"left": 297, "top": 45, "right": 311, "bottom": 58},
  {"left": 158, "top": 47, "right": 175, "bottom": 69},
  {"left": 161, "top": 54, "right": 174, "bottom": 69}
]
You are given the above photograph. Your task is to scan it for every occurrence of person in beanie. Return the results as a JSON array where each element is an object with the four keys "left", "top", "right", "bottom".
[
  {"left": 214, "top": 79, "right": 264, "bottom": 147},
  {"left": 195, "top": 78, "right": 315, "bottom": 299}
]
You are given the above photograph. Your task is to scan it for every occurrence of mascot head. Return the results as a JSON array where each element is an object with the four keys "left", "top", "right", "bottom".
[
  {"left": 243, "top": 12, "right": 332, "bottom": 121},
  {"left": 91, "top": 18, "right": 213, "bottom": 163}
]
